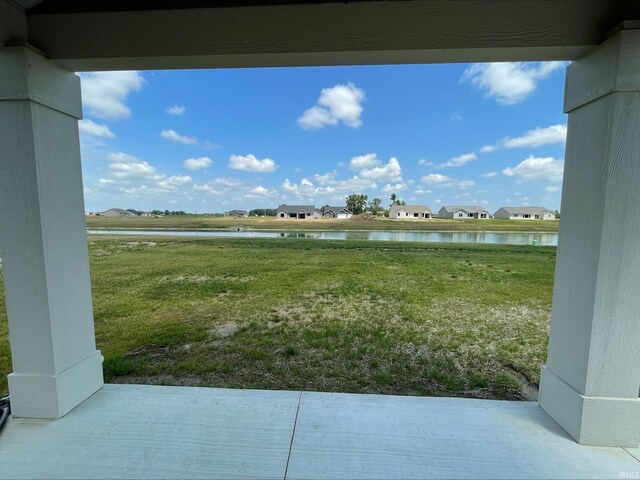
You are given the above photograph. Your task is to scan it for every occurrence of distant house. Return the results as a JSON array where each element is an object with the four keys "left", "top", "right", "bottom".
[
  {"left": 438, "top": 205, "right": 491, "bottom": 219},
  {"left": 276, "top": 204, "right": 322, "bottom": 220},
  {"left": 389, "top": 204, "right": 432, "bottom": 220},
  {"left": 494, "top": 206, "right": 556, "bottom": 220},
  {"left": 228, "top": 210, "right": 248, "bottom": 218},
  {"left": 126, "top": 209, "right": 147, "bottom": 216},
  {"left": 103, "top": 208, "right": 137, "bottom": 217},
  {"left": 323, "top": 206, "right": 353, "bottom": 219}
]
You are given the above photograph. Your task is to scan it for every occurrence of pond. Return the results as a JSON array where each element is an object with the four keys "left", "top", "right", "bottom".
[{"left": 87, "top": 229, "right": 558, "bottom": 246}]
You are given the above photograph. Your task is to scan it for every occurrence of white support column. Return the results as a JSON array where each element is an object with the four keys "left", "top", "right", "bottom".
[
  {"left": 539, "top": 26, "right": 640, "bottom": 447},
  {"left": 0, "top": 46, "right": 103, "bottom": 418}
]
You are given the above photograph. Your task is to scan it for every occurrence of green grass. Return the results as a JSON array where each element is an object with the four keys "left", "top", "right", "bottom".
[
  {"left": 87, "top": 215, "right": 559, "bottom": 233},
  {"left": 0, "top": 237, "right": 555, "bottom": 399}
]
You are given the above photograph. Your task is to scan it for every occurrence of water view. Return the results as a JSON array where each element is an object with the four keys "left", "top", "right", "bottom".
[{"left": 87, "top": 229, "right": 558, "bottom": 246}]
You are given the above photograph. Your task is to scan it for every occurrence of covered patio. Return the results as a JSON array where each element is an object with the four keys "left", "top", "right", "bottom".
[
  {"left": 1, "top": 0, "right": 640, "bottom": 477},
  {"left": 1, "top": 384, "right": 638, "bottom": 479}
]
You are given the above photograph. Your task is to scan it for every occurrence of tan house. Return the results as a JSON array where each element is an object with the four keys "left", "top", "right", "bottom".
[
  {"left": 494, "top": 206, "right": 556, "bottom": 220},
  {"left": 276, "top": 204, "right": 322, "bottom": 220},
  {"left": 389, "top": 204, "right": 432, "bottom": 220},
  {"left": 438, "top": 205, "right": 491, "bottom": 219}
]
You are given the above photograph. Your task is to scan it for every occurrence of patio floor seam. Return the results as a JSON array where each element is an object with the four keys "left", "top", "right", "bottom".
[
  {"left": 622, "top": 447, "right": 640, "bottom": 463},
  {"left": 284, "top": 391, "right": 303, "bottom": 480}
]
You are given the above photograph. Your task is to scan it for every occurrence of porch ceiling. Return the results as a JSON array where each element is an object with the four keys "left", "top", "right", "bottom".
[
  {"left": 4, "top": 0, "right": 639, "bottom": 71},
  {"left": 0, "top": 384, "right": 636, "bottom": 479}
]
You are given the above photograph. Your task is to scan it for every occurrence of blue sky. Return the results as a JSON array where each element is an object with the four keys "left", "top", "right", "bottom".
[{"left": 79, "top": 62, "right": 567, "bottom": 213}]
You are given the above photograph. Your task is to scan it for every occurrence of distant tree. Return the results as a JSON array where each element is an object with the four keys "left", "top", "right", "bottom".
[
  {"left": 369, "top": 198, "right": 382, "bottom": 216},
  {"left": 389, "top": 193, "right": 405, "bottom": 208},
  {"left": 346, "top": 194, "right": 368, "bottom": 215},
  {"left": 249, "top": 208, "right": 277, "bottom": 217},
  {"left": 554, "top": 210, "right": 560, "bottom": 219},
  {"left": 164, "top": 209, "right": 170, "bottom": 216}
]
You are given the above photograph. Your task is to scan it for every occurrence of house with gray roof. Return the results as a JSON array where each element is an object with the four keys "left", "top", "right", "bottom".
[
  {"left": 227, "top": 209, "right": 248, "bottom": 218},
  {"left": 103, "top": 208, "right": 138, "bottom": 217},
  {"left": 275, "top": 204, "right": 322, "bottom": 220},
  {"left": 323, "top": 206, "right": 352, "bottom": 219},
  {"left": 438, "top": 205, "right": 491, "bottom": 219},
  {"left": 494, "top": 206, "right": 556, "bottom": 220},
  {"left": 389, "top": 204, "right": 432, "bottom": 220}
]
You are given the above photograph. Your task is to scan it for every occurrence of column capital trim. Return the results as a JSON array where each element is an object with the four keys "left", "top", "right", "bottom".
[
  {"left": 564, "top": 28, "right": 640, "bottom": 113},
  {"left": 0, "top": 46, "right": 82, "bottom": 118}
]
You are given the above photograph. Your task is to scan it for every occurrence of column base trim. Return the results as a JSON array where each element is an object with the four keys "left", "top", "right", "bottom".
[
  {"left": 8, "top": 350, "right": 104, "bottom": 419},
  {"left": 539, "top": 365, "right": 640, "bottom": 447}
]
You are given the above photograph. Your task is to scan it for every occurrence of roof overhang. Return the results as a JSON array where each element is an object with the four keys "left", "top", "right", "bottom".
[{"left": 3, "top": 1, "right": 639, "bottom": 71}]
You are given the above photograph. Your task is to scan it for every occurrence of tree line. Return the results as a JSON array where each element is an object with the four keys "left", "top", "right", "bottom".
[{"left": 345, "top": 193, "right": 405, "bottom": 216}]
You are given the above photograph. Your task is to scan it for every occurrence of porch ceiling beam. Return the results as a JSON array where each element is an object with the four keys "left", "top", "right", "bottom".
[{"left": 22, "top": 0, "right": 638, "bottom": 71}]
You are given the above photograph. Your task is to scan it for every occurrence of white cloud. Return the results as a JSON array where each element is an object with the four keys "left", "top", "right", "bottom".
[
  {"left": 159, "top": 175, "right": 192, "bottom": 188},
  {"left": 105, "top": 152, "right": 141, "bottom": 164},
  {"left": 358, "top": 157, "right": 402, "bottom": 183},
  {"left": 503, "top": 155, "right": 564, "bottom": 182},
  {"left": 501, "top": 124, "right": 567, "bottom": 148},
  {"left": 314, "top": 171, "right": 338, "bottom": 185},
  {"left": 79, "top": 119, "right": 115, "bottom": 139},
  {"left": 166, "top": 105, "right": 186, "bottom": 115},
  {"left": 161, "top": 129, "right": 198, "bottom": 145},
  {"left": 298, "top": 83, "right": 365, "bottom": 129},
  {"left": 414, "top": 188, "right": 432, "bottom": 195},
  {"left": 212, "top": 177, "right": 242, "bottom": 187},
  {"left": 480, "top": 145, "right": 496, "bottom": 153},
  {"left": 350, "top": 153, "right": 380, "bottom": 172},
  {"left": 193, "top": 184, "right": 215, "bottom": 192},
  {"left": 417, "top": 159, "right": 434, "bottom": 167},
  {"left": 421, "top": 173, "right": 452, "bottom": 186},
  {"left": 545, "top": 185, "right": 560, "bottom": 193},
  {"left": 421, "top": 173, "right": 474, "bottom": 190},
  {"left": 301, "top": 178, "right": 314, "bottom": 187},
  {"left": 481, "top": 172, "right": 498, "bottom": 178},
  {"left": 312, "top": 171, "right": 377, "bottom": 193},
  {"left": 229, "top": 154, "right": 277, "bottom": 173},
  {"left": 381, "top": 183, "right": 407, "bottom": 193},
  {"left": 249, "top": 186, "right": 269, "bottom": 195},
  {"left": 80, "top": 71, "right": 145, "bottom": 119},
  {"left": 281, "top": 179, "right": 298, "bottom": 192},
  {"left": 440, "top": 152, "right": 477, "bottom": 168},
  {"left": 106, "top": 152, "right": 157, "bottom": 180},
  {"left": 461, "top": 62, "right": 566, "bottom": 105},
  {"left": 183, "top": 157, "right": 212, "bottom": 170}
]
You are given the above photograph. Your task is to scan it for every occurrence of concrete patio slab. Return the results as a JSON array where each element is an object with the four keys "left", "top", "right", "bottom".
[
  {"left": 286, "top": 391, "right": 640, "bottom": 479},
  {"left": 0, "top": 384, "right": 300, "bottom": 479},
  {"left": 0, "top": 384, "right": 637, "bottom": 479}
]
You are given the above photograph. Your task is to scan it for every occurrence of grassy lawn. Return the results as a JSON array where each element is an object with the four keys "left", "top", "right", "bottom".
[
  {"left": 87, "top": 215, "right": 559, "bottom": 232},
  {"left": 0, "top": 237, "right": 555, "bottom": 400}
]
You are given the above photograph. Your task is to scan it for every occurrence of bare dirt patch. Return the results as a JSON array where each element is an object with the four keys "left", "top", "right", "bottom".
[{"left": 209, "top": 322, "right": 240, "bottom": 338}]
